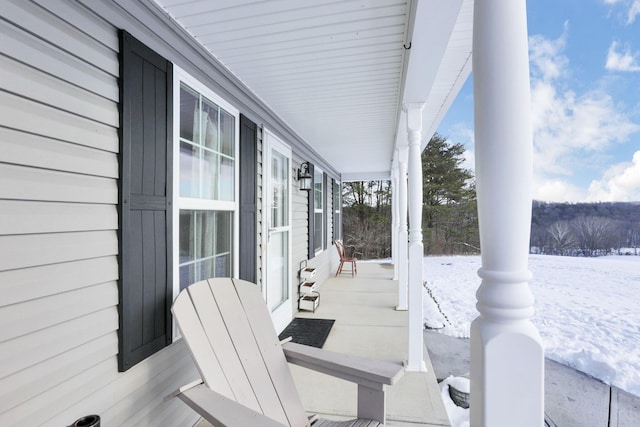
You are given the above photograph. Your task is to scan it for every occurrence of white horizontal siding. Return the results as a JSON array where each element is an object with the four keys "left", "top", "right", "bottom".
[
  {"left": 0, "top": 55, "right": 119, "bottom": 128},
  {"left": 0, "top": 231, "right": 118, "bottom": 271},
  {"left": 0, "top": 91, "right": 118, "bottom": 152},
  {"left": 0, "top": 257, "right": 119, "bottom": 307},
  {"left": 291, "top": 152, "right": 332, "bottom": 312},
  {"left": 0, "top": 308, "right": 118, "bottom": 381},
  {"left": 45, "top": 340, "right": 199, "bottom": 427},
  {"left": 0, "top": 201, "right": 118, "bottom": 235},
  {"left": 32, "top": 0, "right": 119, "bottom": 51},
  {"left": 0, "top": 19, "right": 118, "bottom": 101},
  {"left": 0, "top": 281, "right": 118, "bottom": 343},
  {"left": 0, "top": 164, "right": 118, "bottom": 204},
  {"left": 0, "top": 128, "right": 118, "bottom": 178},
  {"left": 2, "top": 0, "right": 119, "bottom": 77},
  {"left": 0, "top": 333, "right": 117, "bottom": 417}
]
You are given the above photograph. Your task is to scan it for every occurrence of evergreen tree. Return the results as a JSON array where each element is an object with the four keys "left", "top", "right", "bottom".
[
  {"left": 341, "top": 134, "right": 479, "bottom": 258},
  {"left": 421, "top": 134, "right": 478, "bottom": 254}
]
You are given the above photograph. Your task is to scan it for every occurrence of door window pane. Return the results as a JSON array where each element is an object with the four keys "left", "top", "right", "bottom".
[
  {"left": 271, "top": 151, "right": 289, "bottom": 228},
  {"left": 267, "top": 230, "right": 289, "bottom": 311}
]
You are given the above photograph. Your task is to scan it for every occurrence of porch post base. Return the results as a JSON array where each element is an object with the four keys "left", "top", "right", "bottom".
[
  {"left": 403, "top": 359, "right": 426, "bottom": 372},
  {"left": 470, "top": 317, "right": 544, "bottom": 426}
]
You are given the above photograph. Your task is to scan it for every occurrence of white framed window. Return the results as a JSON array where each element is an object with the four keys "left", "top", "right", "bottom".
[
  {"left": 172, "top": 67, "right": 240, "bottom": 298},
  {"left": 314, "top": 167, "right": 324, "bottom": 254}
]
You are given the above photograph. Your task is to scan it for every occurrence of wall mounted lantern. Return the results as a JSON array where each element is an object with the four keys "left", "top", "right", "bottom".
[{"left": 297, "top": 161, "right": 312, "bottom": 191}]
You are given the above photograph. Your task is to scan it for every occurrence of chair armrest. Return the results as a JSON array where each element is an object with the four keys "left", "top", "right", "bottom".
[
  {"left": 282, "top": 341, "right": 404, "bottom": 390},
  {"left": 175, "top": 382, "right": 286, "bottom": 427}
]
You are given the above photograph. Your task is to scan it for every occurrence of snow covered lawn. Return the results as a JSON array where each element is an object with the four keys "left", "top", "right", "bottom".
[{"left": 422, "top": 254, "right": 640, "bottom": 397}]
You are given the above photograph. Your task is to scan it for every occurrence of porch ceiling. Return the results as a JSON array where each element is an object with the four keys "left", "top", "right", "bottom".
[{"left": 153, "top": 0, "right": 473, "bottom": 181}]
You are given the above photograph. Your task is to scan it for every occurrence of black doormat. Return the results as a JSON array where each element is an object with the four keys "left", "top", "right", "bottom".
[{"left": 278, "top": 318, "right": 335, "bottom": 348}]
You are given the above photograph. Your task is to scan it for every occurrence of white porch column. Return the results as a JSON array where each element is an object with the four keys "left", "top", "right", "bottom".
[
  {"left": 391, "top": 163, "right": 399, "bottom": 280},
  {"left": 405, "top": 104, "right": 425, "bottom": 372},
  {"left": 471, "top": 1, "right": 544, "bottom": 426},
  {"left": 396, "top": 147, "right": 408, "bottom": 311}
]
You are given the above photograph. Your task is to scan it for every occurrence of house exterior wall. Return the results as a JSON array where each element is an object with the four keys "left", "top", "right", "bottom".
[
  {"left": 291, "top": 153, "right": 337, "bottom": 315},
  {"left": 0, "top": 2, "right": 200, "bottom": 426},
  {"left": 0, "top": 1, "right": 340, "bottom": 425}
]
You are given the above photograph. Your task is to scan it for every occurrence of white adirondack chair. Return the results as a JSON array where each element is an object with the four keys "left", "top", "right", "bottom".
[{"left": 171, "top": 278, "right": 404, "bottom": 427}]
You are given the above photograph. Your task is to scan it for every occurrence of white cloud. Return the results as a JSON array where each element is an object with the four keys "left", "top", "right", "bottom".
[
  {"left": 586, "top": 151, "right": 640, "bottom": 201},
  {"left": 528, "top": 29, "right": 640, "bottom": 202},
  {"left": 529, "top": 23, "right": 569, "bottom": 81},
  {"left": 627, "top": 0, "right": 640, "bottom": 23},
  {"left": 603, "top": 0, "right": 640, "bottom": 24},
  {"left": 534, "top": 178, "right": 586, "bottom": 202},
  {"left": 606, "top": 41, "right": 640, "bottom": 71}
]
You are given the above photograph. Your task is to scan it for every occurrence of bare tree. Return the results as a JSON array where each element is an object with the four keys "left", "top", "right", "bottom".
[
  {"left": 571, "top": 216, "right": 614, "bottom": 257},
  {"left": 547, "top": 221, "right": 576, "bottom": 255}
]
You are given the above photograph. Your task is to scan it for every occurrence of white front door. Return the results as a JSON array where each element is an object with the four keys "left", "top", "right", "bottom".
[{"left": 263, "top": 130, "right": 293, "bottom": 333}]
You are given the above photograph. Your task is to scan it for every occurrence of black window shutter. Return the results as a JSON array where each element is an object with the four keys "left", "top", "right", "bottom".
[
  {"left": 118, "top": 31, "right": 173, "bottom": 372},
  {"left": 239, "top": 115, "right": 257, "bottom": 283},
  {"left": 323, "top": 172, "right": 328, "bottom": 250},
  {"left": 331, "top": 179, "right": 336, "bottom": 243},
  {"left": 307, "top": 163, "right": 315, "bottom": 259}
]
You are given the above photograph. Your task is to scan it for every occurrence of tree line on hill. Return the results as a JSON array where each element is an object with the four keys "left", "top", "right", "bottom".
[
  {"left": 342, "top": 134, "right": 640, "bottom": 259},
  {"left": 531, "top": 201, "right": 640, "bottom": 256}
]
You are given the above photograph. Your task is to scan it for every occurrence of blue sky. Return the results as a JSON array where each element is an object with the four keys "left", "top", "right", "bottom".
[{"left": 438, "top": 0, "right": 640, "bottom": 202}]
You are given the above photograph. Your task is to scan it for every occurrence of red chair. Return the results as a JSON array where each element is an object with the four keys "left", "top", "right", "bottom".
[{"left": 334, "top": 240, "right": 358, "bottom": 277}]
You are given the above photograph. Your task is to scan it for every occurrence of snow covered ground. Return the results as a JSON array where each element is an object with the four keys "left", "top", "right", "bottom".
[{"left": 422, "top": 254, "right": 640, "bottom": 399}]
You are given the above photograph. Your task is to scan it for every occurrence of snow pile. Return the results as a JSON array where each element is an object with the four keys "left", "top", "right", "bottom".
[
  {"left": 422, "top": 254, "right": 640, "bottom": 397},
  {"left": 439, "top": 376, "right": 470, "bottom": 427}
]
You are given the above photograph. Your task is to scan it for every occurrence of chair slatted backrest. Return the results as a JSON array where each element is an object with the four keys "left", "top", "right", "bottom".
[
  {"left": 335, "top": 240, "right": 346, "bottom": 260},
  {"left": 172, "top": 278, "right": 310, "bottom": 427}
]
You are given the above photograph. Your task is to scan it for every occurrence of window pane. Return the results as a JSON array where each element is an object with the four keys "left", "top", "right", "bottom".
[
  {"left": 196, "top": 258, "right": 215, "bottom": 282},
  {"left": 197, "top": 211, "right": 215, "bottom": 260},
  {"left": 314, "top": 212, "right": 323, "bottom": 252},
  {"left": 271, "top": 152, "right": 288, "bottom": 228},
  {"left": 179, "top": 209, "right": 233, "bottom": 290},
  {"left": 179, "top": 211, "right": 196, "bottom": 264},
  {"left": 179, "top": 83, "right": 236, "bottom": 202},
  {"left": 314, "top": 170, "right": 323, "bottom": 209},
  {"left": 202, "top": 150, "right": 219, "bottom": 200},
  {"left": 180, "top": 142, "right": 199, "bottom": 198},
  {"left": 219, "top": 156, "right": 235, "bottom": 201},
  {"left": 215, "top": 211, "right": 232, "bottom": 256},
  {"left": 179, "top": 264, "right": 195, "bottom": 292},
  {"left": 180, "top": 86, "right": 198, "bottom": 142},
  {"left": 215, "top": 254, "right": 231, "bottom": 277},
  {"left": 220, "top": 110, "right": 235, "bottom": 157},
  {"left": 267, "top": 230, "right": 288, "bottom": 311},
  {"left": 202, "top": 97, "right": 219, "bottom": 150}
]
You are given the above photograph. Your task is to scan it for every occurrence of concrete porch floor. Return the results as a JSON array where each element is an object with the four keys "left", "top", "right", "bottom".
[{"left": 291, "top": 262, "right": 450, "bottom": 426}]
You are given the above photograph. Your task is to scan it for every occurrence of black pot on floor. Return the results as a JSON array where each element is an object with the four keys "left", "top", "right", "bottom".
[{"left": 71, "top": 415, "right": 100, "bottom": 427}]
